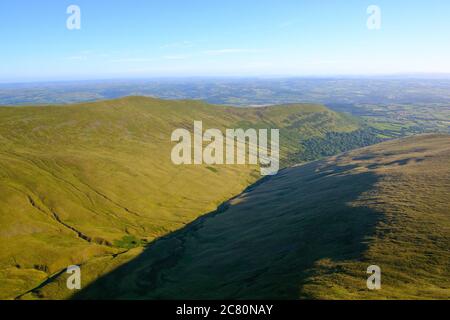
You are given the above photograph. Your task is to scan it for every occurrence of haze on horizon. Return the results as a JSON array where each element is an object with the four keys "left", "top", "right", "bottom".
[{"left": 1, "top": 0, "right": 450, "bottom": 83}]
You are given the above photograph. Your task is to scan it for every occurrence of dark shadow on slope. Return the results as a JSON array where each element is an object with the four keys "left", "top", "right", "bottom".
[{"left": 73, "top": 160, "right": 381, "bottom": 300}]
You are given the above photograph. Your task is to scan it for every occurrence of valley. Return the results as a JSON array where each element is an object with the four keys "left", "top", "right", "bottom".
[
  {"left": 74, "top": 134, "right": 450, "bottom": 300},
  {"left": 0, "top": 96, "right": 364, "bottom": 299},
  {"left": 1, "top": 0, "right": 449, "bottom": 305},
  {"left": 0, "top": 96, "right": 448, "bottom": 300}
]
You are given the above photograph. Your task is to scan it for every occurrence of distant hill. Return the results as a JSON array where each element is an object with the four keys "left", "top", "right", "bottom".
[
  {"left": 2, "top": 78, "right": 450, "bottom": 107},
  {"left": 73, "top": 134, "right": 450, "bottom": 300},
  {"left": 0, "top": 96, "right": 363, "bottom": 299}
]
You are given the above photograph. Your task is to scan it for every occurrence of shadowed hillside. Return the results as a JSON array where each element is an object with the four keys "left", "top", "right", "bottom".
[
  {"left": 74, "top": 134, "right": 450, "bottom": 300},
  {"left": 0, "top": 96, "right": 362, "bottom": 299}
]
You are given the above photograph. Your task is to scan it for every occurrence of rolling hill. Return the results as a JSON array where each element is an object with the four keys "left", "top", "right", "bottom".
[
  {"left": 71, "top": 134, "right": 450, "bottom": 300},
  {"left": 0, "top": 96, "right": 362, "bottom": 299}
]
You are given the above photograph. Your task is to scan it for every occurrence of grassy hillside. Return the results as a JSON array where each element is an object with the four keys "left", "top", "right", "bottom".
[
  {"left": 73, "top": 134, "right": 450, "bottom": 300},
  {"left": 0, "top": 96, "right": 360, "bottom": 299}
]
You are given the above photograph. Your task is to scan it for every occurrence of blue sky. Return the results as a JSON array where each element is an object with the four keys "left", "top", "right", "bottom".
[{"left": 1, "top": 0, "right": 450, "bottom": 82}]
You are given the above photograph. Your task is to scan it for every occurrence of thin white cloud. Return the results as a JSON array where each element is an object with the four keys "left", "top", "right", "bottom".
[
  {"left": 160, "top": 41, "right": 194, "bottom": 49},
  {"left": 308, "top": 59, "right": 352, "bottom": 66},
  {"left": 203, "top": 49, "right": 263, "bottom": 56},
  {"left": 163, "top": 54, "right": 190, "bottom": 60},
  {"left": 65, "top": 55, "right": 88, "bottom": 61},
  {"left": 65, "top": 51, "right": 112, "bottom": 61},
  {"left": 108, "top": 57, "right": 155, "bottom": 63}
]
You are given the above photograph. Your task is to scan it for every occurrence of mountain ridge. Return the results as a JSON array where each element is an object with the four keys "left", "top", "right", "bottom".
[
  {"left": 0, "top": 96, "right": 363, "bottom": 299},
  {"left": 71, "top": 133, "right": 450, "bottom": 300}
]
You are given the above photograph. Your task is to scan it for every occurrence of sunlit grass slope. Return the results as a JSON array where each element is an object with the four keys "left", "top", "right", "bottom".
[
  {"left": 75, "top": 134, "right": 450, "bottom": 300},
  {"left": 0, "top": 96, "right": 358, "bottom": 299}
]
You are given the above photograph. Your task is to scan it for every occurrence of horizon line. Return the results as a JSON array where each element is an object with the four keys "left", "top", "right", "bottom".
[{"left": 2, "top": 72, "right": 450, "bottom": 86}]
